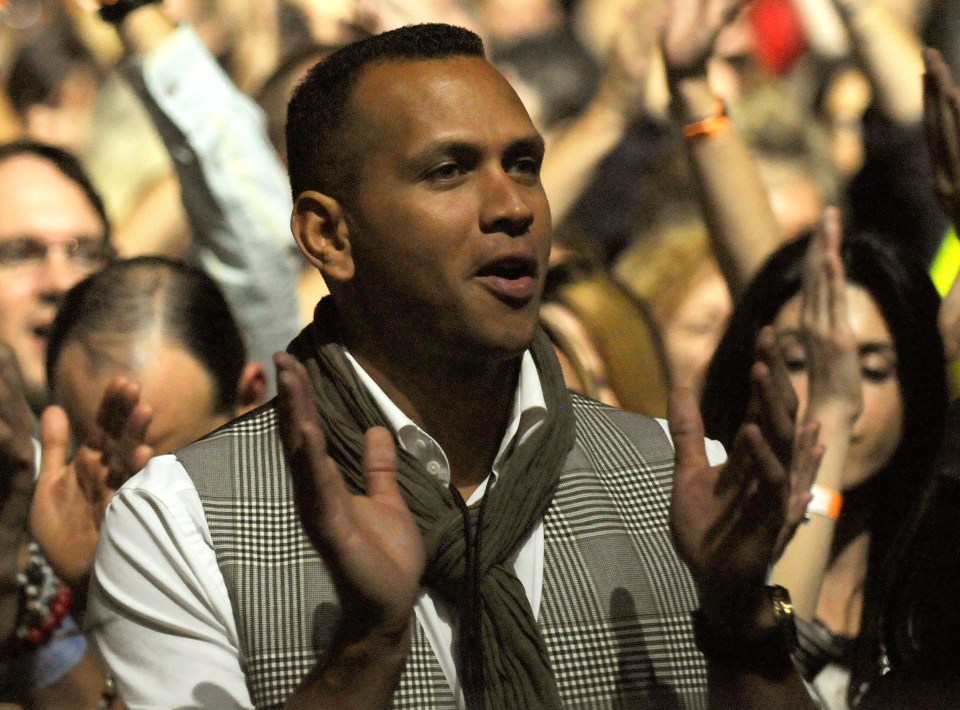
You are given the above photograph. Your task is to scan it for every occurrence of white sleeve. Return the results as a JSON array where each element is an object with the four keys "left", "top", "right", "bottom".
[
  {"left": 121, "top": 25, "right": 301, "bottom": 398},
  {"left": 655, "top": 418, "right": 728, "bottom": 466},
  {"left": 86, "top": 454, "right": 253, "bottom": 709}
]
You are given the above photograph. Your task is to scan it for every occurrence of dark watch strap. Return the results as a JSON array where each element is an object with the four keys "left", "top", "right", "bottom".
[{"left": 97, "top": 0, "right": 163, "bottom": 24}]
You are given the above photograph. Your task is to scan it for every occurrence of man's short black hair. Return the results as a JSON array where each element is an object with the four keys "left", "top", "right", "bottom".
[
  {"left": 285, "top": 23, "right": 485, "bottom": 202},
  {"left": 47, "top": 256, "right": 246, "bottom": 416},
  {"left": 0, "top": 139, "right": 111, "bottom": 244}
]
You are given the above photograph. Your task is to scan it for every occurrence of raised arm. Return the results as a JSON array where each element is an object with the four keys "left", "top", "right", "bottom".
[
  {"left": 663, "top": 0, "right": 783, "bottom": 297},
  {"left": 539, "top": 0, "right": 661, "bottom": 225},
  {"left": 831, "top": 0, "right": 925, "bottom": 125},
  {"left": 274, "top": 353, "right": 424, "bottom": 709},
  {"left": 93, "top": 2, "right": 301, "bottom": 396},
  {"left": 770, "top": 208, "right": 862, "bottom": 618}
]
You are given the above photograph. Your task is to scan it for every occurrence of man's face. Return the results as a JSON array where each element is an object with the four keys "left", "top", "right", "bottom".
[
  {"left": 339, "top": 56, "right": 552, "bottom": 363},
  {"left": 0, "top": 154, "right": 107, "bottom": 410}
]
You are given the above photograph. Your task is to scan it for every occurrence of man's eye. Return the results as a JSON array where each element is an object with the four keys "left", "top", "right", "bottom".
[
  {"left": 0, "top": 238, "right": 43, "bottom": 265},
  {"left": 71, "top": 239, "right": 112, "bottom": 265},
  {"left": 511, "top": 156, "right": 541, "bottom": 177},
  {"left": 425, "top": 163, "right": 464, "bottom": 182}
]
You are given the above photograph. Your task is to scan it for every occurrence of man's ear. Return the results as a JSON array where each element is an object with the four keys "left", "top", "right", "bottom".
[
  {"left": 291, "top": 191, "right": 355, "bottom": 283},
  {"left": 235, "top": 362, "right": 268, "bottom": 416}
]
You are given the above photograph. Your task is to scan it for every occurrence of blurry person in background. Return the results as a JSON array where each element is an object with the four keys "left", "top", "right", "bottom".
[
  {"left": 0, "top": 140, "right": 112, "bottom": 416},
  {"left": 32, "top": 255, "right": 266, "bottom": 593}
]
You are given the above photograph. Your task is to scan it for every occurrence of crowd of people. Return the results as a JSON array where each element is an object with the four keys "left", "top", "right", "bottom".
[{"left": 0, "top": 0, "right": 958, "bottom": 708}]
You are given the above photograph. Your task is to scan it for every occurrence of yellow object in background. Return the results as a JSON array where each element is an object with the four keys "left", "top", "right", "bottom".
[{"left": 930, "top": 227, "right": 960, "bottom": 400}]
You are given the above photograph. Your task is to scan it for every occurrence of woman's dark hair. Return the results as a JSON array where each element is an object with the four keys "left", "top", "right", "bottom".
[
  {"left": 46, "top": 256, "right": 246, "bottom": 416},
  {"left": 701, "top": 230, "right": 948, "bottom": 703}
]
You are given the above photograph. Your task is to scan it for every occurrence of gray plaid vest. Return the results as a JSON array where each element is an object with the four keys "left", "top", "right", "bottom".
[{"left": 178, "top": 393, "right": 708, "bottom": 709}]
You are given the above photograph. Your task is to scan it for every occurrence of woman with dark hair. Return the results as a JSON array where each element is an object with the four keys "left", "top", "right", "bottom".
[{"left": 701, "top": 217, "right": 948, "bottom": 708}]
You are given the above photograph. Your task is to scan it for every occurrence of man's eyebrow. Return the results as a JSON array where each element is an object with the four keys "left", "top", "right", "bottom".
[
  {"left": 506, "top": 135, "right": 546, "bottom": 159},
  {"left": 411, "top": 134, "right": 545, "bottom": 159}
]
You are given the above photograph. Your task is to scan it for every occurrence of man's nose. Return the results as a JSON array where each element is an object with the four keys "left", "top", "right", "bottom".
[
  {"left": 479, "top": 168, "right": 536, "bottom": 237},
  {"left": 37, "top": 249, "right": 83, "bottom": 298}
]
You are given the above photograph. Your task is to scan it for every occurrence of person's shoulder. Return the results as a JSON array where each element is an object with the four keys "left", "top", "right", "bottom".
[
  {"left": 567, "top": 391, "right": 727, "bottom": 466},
  {"left": 568, "top": 391, "right": 675, "bottom": 459},
  {"left": 177, "top": 399, "right": 280, "bottom": 457}
]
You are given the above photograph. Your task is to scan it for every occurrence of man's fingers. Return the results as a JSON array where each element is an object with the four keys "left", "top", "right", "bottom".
[
  {"left": 668, "top": 387, "right": 709, "bottom": 474},
  {"left": 748, "top": 360, "right": 795, "bottom": 464},
  {"left": 275, "top": 352, "right": 323, "bottom": 456},
  {"left": 361, "top": 427, "right": 402, "bottom": 502},
  {"left": 39, "top": 406, "right": 71, "bottom": 477},
  {"left": 755, "top": 326, "right": 798, "bottom": 421},
  {"left": 294, "top": 424, "right": 351, "bottom": 555},
  {"left": 97, "top": 377, "right": 139, "bottom": 438}
]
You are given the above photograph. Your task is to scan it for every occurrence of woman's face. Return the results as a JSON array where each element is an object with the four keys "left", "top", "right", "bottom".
[
  {"left": 773, "top": 284, "right": 904, "bottom": 490},
  {"left": 663, "top": 267, "right": 732, "bottom": 395}
]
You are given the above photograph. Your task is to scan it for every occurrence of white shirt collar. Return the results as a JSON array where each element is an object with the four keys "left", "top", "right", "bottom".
[{"left": 343, "top": 350, "right": 547, "bottom": 500}]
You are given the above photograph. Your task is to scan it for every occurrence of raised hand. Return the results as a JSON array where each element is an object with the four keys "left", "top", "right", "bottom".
[
  {"left": 765, "top": 210, "right": 860, "bottom": 618},
  {"left": 0, "top": 344, "right": 36, "bottom": 645},
  {"left": 275, "top": 353, "right": 423, "bottom": 640},
  {"left": 661, "top": 0, "right": 747, "bottom": 78},
  {"left": 595, "top": 1, "right": 668, "bottom": 119},
  {"left": 669, "top": 372, "right": 822, "bottom": 628},
  {"left": 30, "top": 377, "right": 153, "bottom": 587},
  {"left": 802, "top": 208, "right": 862, "bottom": 426}
]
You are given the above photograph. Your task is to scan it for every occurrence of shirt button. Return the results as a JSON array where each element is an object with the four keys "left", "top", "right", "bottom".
[{"left": 426, "top": 461, "right": 442, "bottom": 477}]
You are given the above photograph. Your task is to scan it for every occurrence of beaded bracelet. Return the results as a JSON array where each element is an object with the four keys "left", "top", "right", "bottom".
[{"left": 11, "top": 542, "right": 72, "bottom": 651}]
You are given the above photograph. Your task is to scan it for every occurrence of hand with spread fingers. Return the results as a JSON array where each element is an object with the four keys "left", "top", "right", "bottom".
[
  {"left": 30, "top": 377, "right": 153, "bottom": 588},
  {"left": 669, "top": 348, "right": 822, "bottom": 629},
  {"left": 275, "top": 352, "right": 424, "bottom": 708},
  {"left": 0, "top": 343, "right": 36, "bottom": 648}
]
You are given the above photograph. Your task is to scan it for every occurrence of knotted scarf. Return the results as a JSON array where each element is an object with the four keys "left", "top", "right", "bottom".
[{"left": 286, "top": 297, "right": 576, "bottom": 709}]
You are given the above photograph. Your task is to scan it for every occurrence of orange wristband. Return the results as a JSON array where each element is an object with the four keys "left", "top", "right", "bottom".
[
  {"left": 806, "top": 484, "right": 843, "bottom": 521},
  {"left": 681, "top": 100, "right": 731, "bottom": 140}
]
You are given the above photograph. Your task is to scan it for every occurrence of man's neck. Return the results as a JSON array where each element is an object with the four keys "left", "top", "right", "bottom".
[{"left": 350, "top": 347, "right": 520, "bottom": 496}]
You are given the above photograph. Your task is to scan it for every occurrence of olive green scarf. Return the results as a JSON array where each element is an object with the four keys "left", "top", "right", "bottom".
[{"left": 286, "top": 297, "right": 576, "bottom": 709}]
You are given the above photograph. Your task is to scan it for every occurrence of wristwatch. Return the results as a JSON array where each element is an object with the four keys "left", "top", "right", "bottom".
[{"left": 692, "top": 585, "right": 798, "bottom": 680}]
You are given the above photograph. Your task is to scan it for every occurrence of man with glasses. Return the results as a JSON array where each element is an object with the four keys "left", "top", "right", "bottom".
[{"left": 0, "top": 141, "right": 113, "bottom": 416}]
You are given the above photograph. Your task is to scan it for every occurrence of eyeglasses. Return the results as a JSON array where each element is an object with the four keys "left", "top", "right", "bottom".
[{"left": 0, "top": 236, "right": 114, "bottom": 270}]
